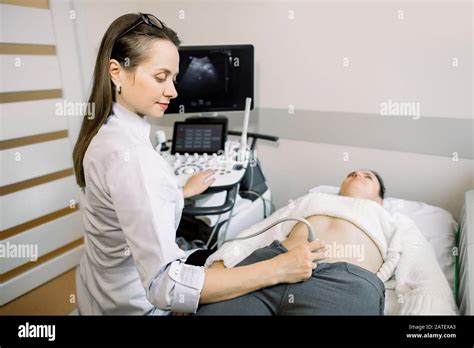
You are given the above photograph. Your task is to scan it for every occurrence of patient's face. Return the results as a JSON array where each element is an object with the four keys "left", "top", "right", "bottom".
[{"left": 339, "top": 170, "right": 382, "bottom": 205}]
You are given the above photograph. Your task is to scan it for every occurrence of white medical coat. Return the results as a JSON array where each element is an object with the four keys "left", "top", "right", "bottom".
[{"left": 76, "top": 102, "right": 205, "bottom": 315}]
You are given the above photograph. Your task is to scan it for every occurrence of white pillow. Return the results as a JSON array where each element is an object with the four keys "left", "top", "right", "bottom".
[{"left": 308, "top": 185, "right": 458, "bottom": 293}]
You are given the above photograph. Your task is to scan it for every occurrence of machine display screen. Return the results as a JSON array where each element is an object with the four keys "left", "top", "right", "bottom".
[
  {"left": 166, "top": 45, "right": 254, "bottom": 114},
  {"left": 171, "top": 122, "right": 225, "bottom": 154}
]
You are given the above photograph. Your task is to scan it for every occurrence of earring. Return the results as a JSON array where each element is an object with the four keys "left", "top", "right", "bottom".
[{"left": 118, "top": 85, "right": 122, "bottom": 94}]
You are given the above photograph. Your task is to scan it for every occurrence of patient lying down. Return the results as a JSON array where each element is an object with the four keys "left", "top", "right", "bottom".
[{"left": 196, "top": 170, "right": 457, "bottom": 315}]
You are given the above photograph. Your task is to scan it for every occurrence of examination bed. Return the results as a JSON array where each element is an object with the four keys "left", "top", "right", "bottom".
[{"left": 306, "top": 186, "right": 473, "bottom": 315}]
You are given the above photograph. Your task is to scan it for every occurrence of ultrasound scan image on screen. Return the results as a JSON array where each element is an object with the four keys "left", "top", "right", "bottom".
[{"left": 178, "top": 54, "right": 228, "bottom": 101}]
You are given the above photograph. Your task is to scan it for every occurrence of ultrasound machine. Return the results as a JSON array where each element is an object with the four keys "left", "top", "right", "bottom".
[{"left": 156, "top": 45, "right": 279, "bottom": 254}]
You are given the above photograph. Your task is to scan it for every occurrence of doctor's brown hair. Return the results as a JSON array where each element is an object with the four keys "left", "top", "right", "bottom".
[{"left": 72, "top": 13, "right": 180, "bottom": 188}]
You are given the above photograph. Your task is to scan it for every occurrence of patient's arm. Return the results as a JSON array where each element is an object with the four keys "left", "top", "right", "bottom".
[{"left": 199, "top": 241, "right": 327, "bottom": 304}]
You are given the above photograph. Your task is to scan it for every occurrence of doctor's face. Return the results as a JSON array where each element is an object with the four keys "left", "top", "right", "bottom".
[
  {"left": 113, "top": 39, "right": 179, "bottom": 118},
  {"left": 339, "top": 170, "right": 383, "bottom": 205}
]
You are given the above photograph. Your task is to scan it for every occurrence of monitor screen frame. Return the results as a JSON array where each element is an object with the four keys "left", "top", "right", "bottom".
[
  {"left": 167, "top": 44, "right": 254, "bottom": 114},
  {"left": 171, "top": 121, "right": 227, "bottom": 155}
]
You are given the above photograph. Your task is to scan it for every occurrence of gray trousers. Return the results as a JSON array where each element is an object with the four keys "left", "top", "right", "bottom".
[{"left": 197, "top": 240, "right": 385, "bottom": 315}]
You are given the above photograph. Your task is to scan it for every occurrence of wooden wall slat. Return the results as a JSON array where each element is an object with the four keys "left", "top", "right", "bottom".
[
  {"left": 0, "top": 238, "right": 83, "bottom": 283},
  {"left": 0, "top": 89, "right": 62, "bottom": 103},
  {"left": 0, "top": 0, "right": 49, "bottom": 9},
  {"left": 0, "top": 43, "right": 56, "bottom": 55},
  {"left": 0, "top": 168, "right": 73, "bottom": 196},
  {"left": 0, "top": 205, "right": 80, "bottom": 240},
  {"left": 0, "top": 129, "right": 68, "bottom": 150}
]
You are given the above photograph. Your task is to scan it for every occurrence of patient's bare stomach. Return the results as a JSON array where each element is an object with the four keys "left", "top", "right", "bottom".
[{"left": 281, "top": 215, "right": 383, "bottom": 274}]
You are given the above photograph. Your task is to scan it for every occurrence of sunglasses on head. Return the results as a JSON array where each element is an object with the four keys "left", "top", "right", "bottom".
[{"left": 116, "top": 13, "right": 164, "bottom": 40}]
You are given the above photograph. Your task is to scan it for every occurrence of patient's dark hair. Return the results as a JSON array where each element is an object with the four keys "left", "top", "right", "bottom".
[{"left": 370, "top": 170, "right": 386, "bottom": 199}]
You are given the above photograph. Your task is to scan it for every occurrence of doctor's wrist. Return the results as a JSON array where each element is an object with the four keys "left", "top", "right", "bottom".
[{"left": 182, "top": 186, "right": 190, "bottom": 199}]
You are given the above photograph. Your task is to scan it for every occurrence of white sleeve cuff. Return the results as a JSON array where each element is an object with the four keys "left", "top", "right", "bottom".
[
  {"left": 149, "top": 260, "right": 205, "bottom": 313},
  {"left": 167, "top": 261, "right": 205, "bottom": 313}
]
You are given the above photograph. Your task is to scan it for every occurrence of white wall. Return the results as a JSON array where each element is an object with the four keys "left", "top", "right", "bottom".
[
  {"left": 71, "top": 0, "right": 473, "bottom": 218},
  {"left": 74, "top": 0, "right": 472, "bottom": 119}
]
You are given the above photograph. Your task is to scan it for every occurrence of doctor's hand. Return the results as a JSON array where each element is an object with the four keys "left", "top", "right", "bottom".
[
  {"left": 271, "top": 239, "right": 328, "bottom": 284},
  {"left": 182, "top": 170, "right": 216, "bottom": 198}
]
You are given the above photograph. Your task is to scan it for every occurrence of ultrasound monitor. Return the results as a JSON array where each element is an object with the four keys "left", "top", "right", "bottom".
[{"left": 167, "top": 44, "right": 254, "bottom": 114}]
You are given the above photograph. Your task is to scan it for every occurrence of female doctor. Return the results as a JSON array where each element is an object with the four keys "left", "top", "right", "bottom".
[{"left": 72, "top": 13, "right": 327, "bottom": 315}]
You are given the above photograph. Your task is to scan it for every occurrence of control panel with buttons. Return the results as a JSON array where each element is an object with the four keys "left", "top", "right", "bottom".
[{"left": 161, "top": 141, "right": 249, "bottom": 188}]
